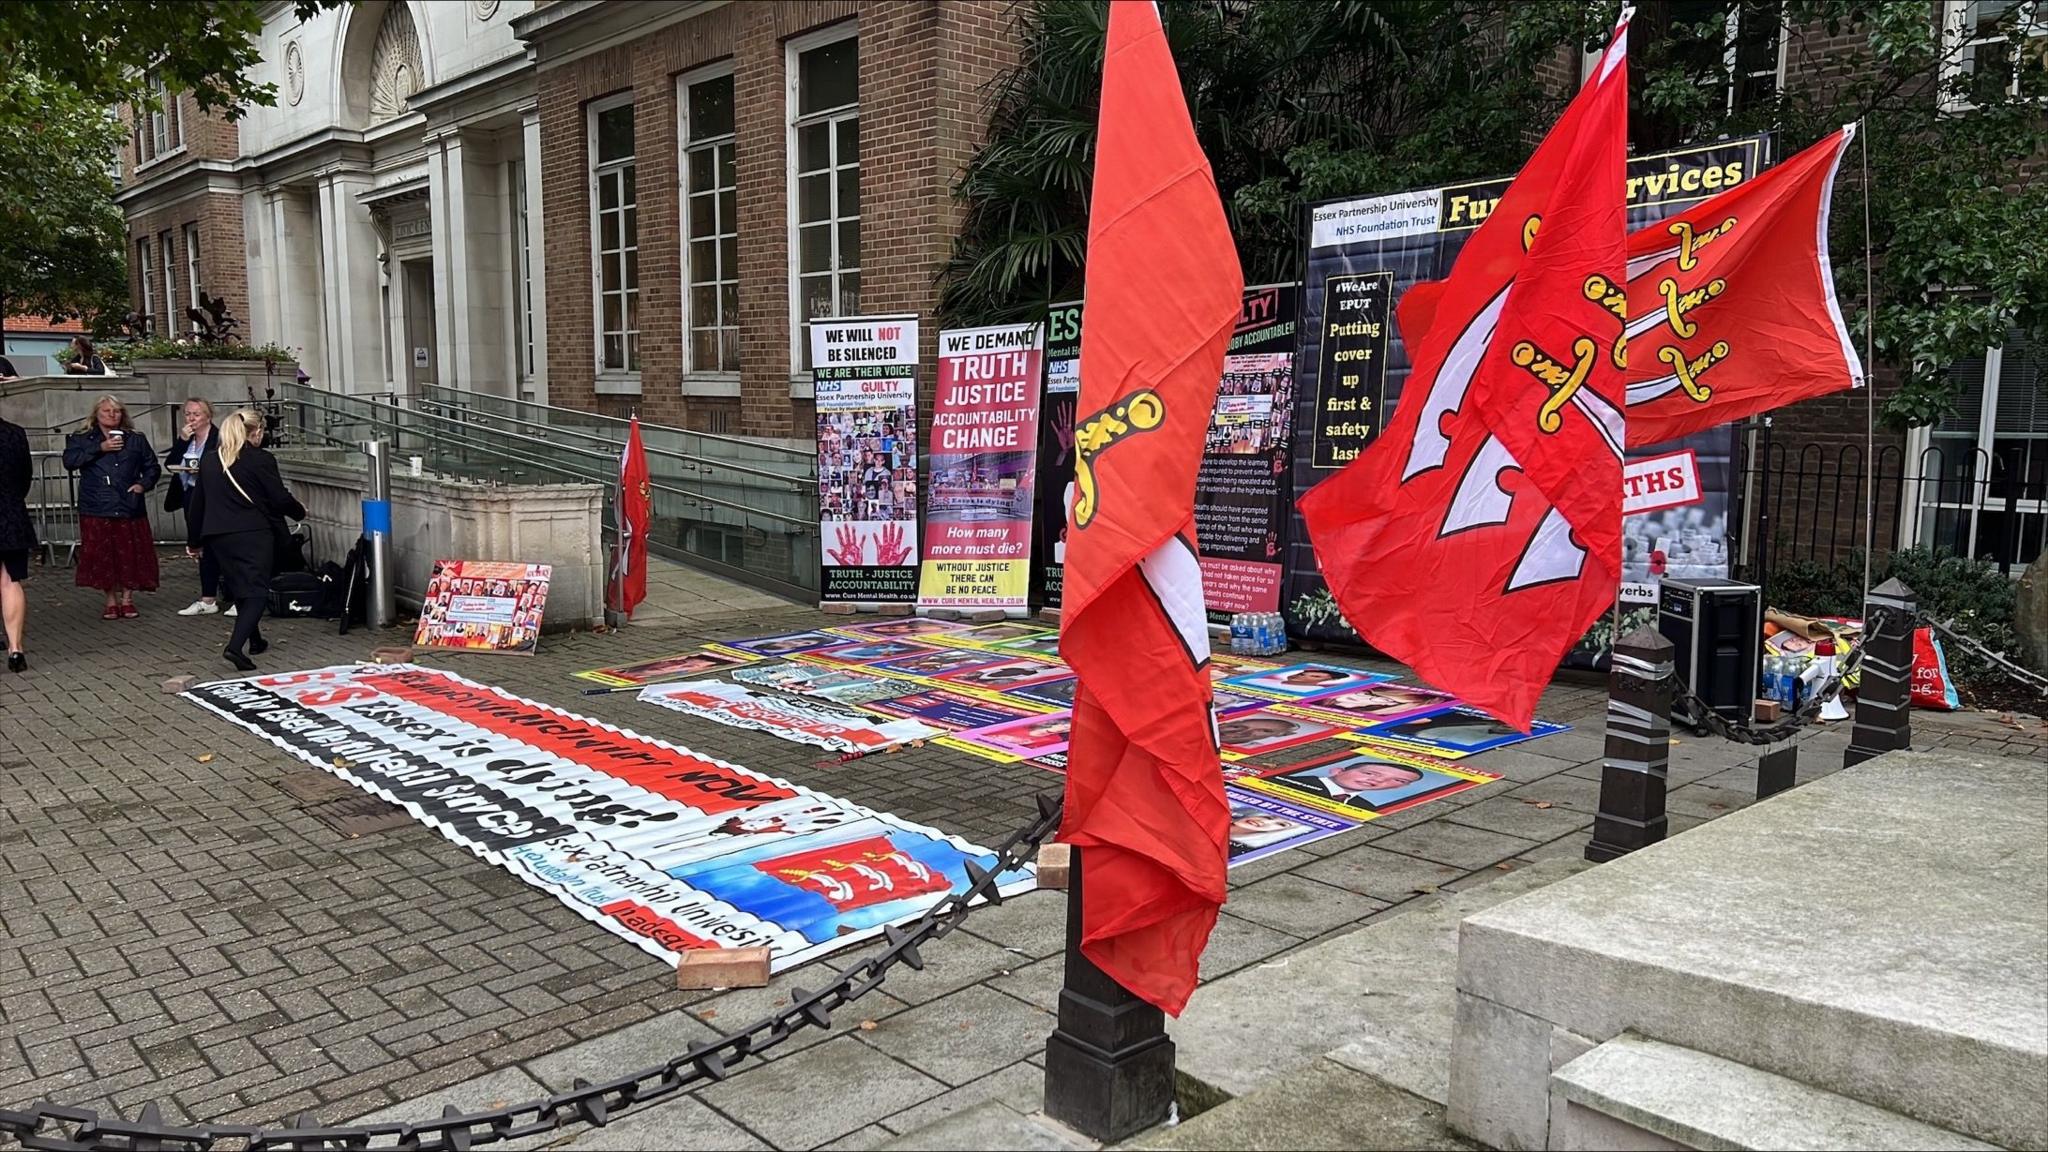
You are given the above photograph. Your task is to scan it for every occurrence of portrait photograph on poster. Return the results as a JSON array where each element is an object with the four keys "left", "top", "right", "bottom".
[
  {"left": 808, "top": 640, "right": 935, "bottom": 666},
  {"left": 573, "top": 647, "right": 760, "bottom": 688},
  {"left": 861, "top": 688, "right": 1037, "bottom": 732},
  {"left": 1217, "top": 711, "right": 1342, "bottom": 759},
  {"left": 1278, "top": 682, "right": 1460, "bottom": 726},
  {"left": 837, "top": 617, "right": 975, "bottom": 640},
  {"left": 1351, "top": 706, "right": 1570, "bottom": 758},
  {"left": 942, "top": 622, "right": 1052, "bottom": 647},
  {"left": 953, "top": 711, "right": 1073, "bottom": 759},
  {"left": 1225, "top": 785, "right": 1360, "bottom": 866},
  {"left": 934, "top": 657, "right": 1072, "bottom": 691},
  {"left": 725, "top": 630, "right": 850, "bottom": 657},
  {"left": 414, "top": 560, "right": 552, "bottom": 656},
  {"left": 730, "top": 662, "right": 905, "bottom": 705},
  {"left": 867, "top": 647, "right": 1008, "bottom": 680},
  {"left": 1221, "top": 662, "right": 1394, "bottom": 699},
  {"left": 1010, "top": 676, "right": 1078, "bottom": 709},
  {"left": 990, "top": 633, "right": 1063, "bottom": 658},
  {"left": 1239, "top": 747, "right": 1496, "bottom": 820}
]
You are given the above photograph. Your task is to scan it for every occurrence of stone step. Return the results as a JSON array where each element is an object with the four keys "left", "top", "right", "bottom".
[
  {"left": 1550, "top": 1034, "right": 1998, "bottom": 1151},
  {"left": 1172, "top": 854, "right": 1591, "bottom": 1108}
]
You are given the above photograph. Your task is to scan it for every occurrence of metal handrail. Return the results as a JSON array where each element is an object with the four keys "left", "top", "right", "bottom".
[
  {"left": 283, "top": 394, "right": 816, "bottom": 530},
  {"left": 412, "top": 398, "right": 811, "bottom": 491},
  {"left": 417, "top": 383, "right": 817, "bottom": 458}
]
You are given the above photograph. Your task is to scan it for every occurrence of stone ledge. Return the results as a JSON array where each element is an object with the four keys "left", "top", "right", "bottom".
[{"left": 1551, "top": 1034, "right": 1996, "bottom": 1151}]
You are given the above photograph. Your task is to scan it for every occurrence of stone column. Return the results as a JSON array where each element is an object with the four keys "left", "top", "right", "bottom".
[
  {"left": 315, "top": 171, "right": 385, "bottom": 393},
  {"left": 1042, "top": 847, "right": 1176, "bottom": 1142},
  {"left": 1845, "top": 578, "right": 1916, "bottom": 768},
  {"left": 1587, "top": 627, "right": 1673, "bottom": 863}
]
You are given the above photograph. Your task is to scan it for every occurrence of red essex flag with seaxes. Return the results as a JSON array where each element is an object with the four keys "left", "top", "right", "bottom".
[
  {"left": 1299, "top": 12, "right": 1629, "bottom": 732},
  {"left": 1624, "top": 125, "right": 1865, "bottom": 447},
  {"left": 614, "top": 416, "right": 650, "bottom": 620},
  {"left": 1056, "top": 0, "right": 1242, "bottom": 1016}
]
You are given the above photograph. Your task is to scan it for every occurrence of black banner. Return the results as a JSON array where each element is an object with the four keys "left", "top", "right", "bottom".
[
  {"left": 1285, "top": 136, "right": 1768, "bottom": 654},
  {"left": 1196, "top": 284, "right": 1300, "bottom": 620},
  {"left": 1031, "top": 301, "right": 1083, "bottom": 609}
]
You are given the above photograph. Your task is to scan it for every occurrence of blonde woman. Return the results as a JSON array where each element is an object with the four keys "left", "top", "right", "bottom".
[
  {"left": 61, "top": 395, "right": 160, "bottom": 618},
  {"left": 189, "top": 410, "right": 304, "bottom": 670},
  {"left": 164, "top": 398, "right": 225, "bottom": 615}
]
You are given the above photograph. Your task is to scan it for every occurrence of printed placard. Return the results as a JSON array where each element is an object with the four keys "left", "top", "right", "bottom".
[
  {"left": 1236, "top": 745, "right": 1498, "bottom": 821},
  {"left": 920, "top": 323, "right": 1044, "bottom": 612},
  {"left": 730, "top": 662, "right": 906, "bottom": 705},
  {"left": 1226, "top": 785, "right": 1361, "bottom": 866},
  {"left": 938, "top": 710, "right": 1073, "bottom": 763},
  {"left": 813, "top": 315, "right": 921, "bottom": 604},
  {"left": 183, "top": 665, "right": 1032, "bottom": 974},
  {"left": 1196, "top": 285, "right": 1301, "bottom": 618},
  {"left": 639, "top": 679, "right": 942, "bottom": 753},
  {"left": 1274, "top": 682, "right": 1459, "bottom": 727},
  {"left": 1217, "top": 709, "right": 1344, "bottom": 761},
  {"left": 573, "top": 646, "right": 760, "bottom": 688},
  {"left": 1346, "top": 707, "right": 1570, "bottom": 759},
  {"left": 1623, "top": 450, "right": 1703, "bottom": 516},
  {"left": 414, "top": 560, "right": 552, "bottom": 655},
  {"left": 1219, "top": 662, "right": 1395, "bottom": 701},
  {"left": 861, "top": 688, "right": 1039, "bottom": 732}
]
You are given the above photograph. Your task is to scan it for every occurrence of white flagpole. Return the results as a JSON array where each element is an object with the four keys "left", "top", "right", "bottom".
[{"left": 1860, "top": 123, "right": 1876, "bottom": 603}]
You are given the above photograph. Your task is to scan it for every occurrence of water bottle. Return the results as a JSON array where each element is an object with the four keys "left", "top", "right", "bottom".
[
  {"left": 1760, "top": 655, "right": 1781, "bottom": 703},
  {"left": 1230, "top": 613, "right": 1251, "bottom": 655}
]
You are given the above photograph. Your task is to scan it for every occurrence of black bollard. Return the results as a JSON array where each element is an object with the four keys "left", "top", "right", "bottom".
[
  {"left": 1043, "top": 847, "right": 1176, "bottom": 1142},
  {"left": 1845, "top": 578, "right": 1916, "bottom": 769},
  {"left": 1756, "top": 742, "right": 1798, "bottom": 799},
  {"left": 1587, "top": 627, "right": 1674, "bottom": 863}
]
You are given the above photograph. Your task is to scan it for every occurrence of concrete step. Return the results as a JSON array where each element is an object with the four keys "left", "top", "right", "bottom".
[
  {"left": 1129, "top": 1058, "right": 1475, "bottom": 1152},
  {"left": 1171, "top": 854, "right": 1591, "bottom": 1109},
  {"left": 1550, "top": 1034, "right": 1998, "bottom": 1151}
]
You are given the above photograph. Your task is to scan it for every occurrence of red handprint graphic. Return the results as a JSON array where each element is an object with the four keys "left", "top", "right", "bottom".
[
  {"left": 873, "top": 522, "right": 912, "bottom": 566},
  {"left": 828, "top": 524, "right": 867, "bottom": 566},
  {"left": 1051, "top": 401, "right": 1076, "bottom": 465}
]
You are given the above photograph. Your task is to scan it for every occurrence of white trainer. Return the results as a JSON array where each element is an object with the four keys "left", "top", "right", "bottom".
[
  {"left": 224, "top": 604, "right": 239, "bottom": 617},
  {"left": 178, "top": 600, "right": 220, "bottom": 616}
]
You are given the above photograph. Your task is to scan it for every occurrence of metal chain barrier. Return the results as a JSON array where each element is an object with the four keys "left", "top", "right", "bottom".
[
  {"left": 0, "top": 796, "right": 1066, "bottom": 1152},
  {"left": 1920, "top": 615, "right": 2048, "bottom": 698},
  {"left": 1616, "top": 607, "right": 1891, "bottom": 747}
]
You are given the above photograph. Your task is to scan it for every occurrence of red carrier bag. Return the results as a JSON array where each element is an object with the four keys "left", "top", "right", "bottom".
[{"left": 1910, "top": 626, "right": 1961, "bottom": 711}]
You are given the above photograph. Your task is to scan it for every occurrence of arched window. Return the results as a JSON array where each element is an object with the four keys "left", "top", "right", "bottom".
[{"left": 370, "top": 3, "right": 424, "bottom": 124}]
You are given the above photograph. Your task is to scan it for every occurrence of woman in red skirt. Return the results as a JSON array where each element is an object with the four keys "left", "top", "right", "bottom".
[{"left": 62, "top": 395, "right": 161, "bottom": 617}]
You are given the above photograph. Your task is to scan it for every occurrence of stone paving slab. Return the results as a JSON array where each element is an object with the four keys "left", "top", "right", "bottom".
[{"left": 2, "top": 548, "right": 2033, "bottom": 1148}]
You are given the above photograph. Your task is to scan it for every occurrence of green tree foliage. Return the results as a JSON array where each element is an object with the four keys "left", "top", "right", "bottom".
[
  {"left": 0, "top": 1, "right": 345, "bottom": 330},
  {"left": 940, "top": 0, "right": 2046, "bottom": 427}
]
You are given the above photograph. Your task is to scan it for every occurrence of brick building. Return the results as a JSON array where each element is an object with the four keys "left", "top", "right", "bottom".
[
  {"left": 515, "top": 0, "right": 1021, "bottom": 439},
  {"left": 115, "top": 86, "right": 250, "bottom": 345}
]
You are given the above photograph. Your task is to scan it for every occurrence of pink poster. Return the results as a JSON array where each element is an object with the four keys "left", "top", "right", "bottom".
[{"left": 917, "top": 323, "right": 1044, "bottom": 611}]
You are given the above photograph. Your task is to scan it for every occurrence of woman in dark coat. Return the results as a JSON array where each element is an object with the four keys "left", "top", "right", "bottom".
[
  {"left": 164, "top": 397, "right": 224, "bottom": 615},
  {"left": 0, "top": 414, "right": 36, "bottom": 671},
  {"left": 62, "top": 395, "right": 160, "bottom": 618},
  {"left": 189, "top": 409, "right": 305, "bottom": 670}
]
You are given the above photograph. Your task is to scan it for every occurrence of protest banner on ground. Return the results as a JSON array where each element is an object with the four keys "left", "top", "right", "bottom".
[
  {"left": 183, "top": 665, "right": 1031, "bottom": 973},
  {"left": 1345, "top": 707, "right": 1570, "bottom": 759},
  {"left": 639, "top": 679, "right": 942, "bottom": 753},
  {"left": 414, "top": 560, "right": 551, "bottom": 655},
  {"left": 1196, "top": 284, "right": 1299, "bottom": 618},
  {"left": 730, "top": 662, "right": 905, "bottom": 705},
  {"left": 812, "top": 315, "right": 921, "bottom": 605},
  {"left": 919, "top": 323, "right": 1044, "bottom": 613},
  {"left": 860, "top": 688, "right": 1040, "bottom": 732}
]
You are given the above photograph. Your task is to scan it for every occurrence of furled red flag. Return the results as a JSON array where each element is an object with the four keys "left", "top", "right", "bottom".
[
  {"left": 1625, "top": 125, "right": 1864, "bottom": 446},
  {"left": 1056, "top": 0, "right": 1241, "bottom": 1016},
  {"left": 1298, "top": 15, "right": 1629, "bottom": 730},
  {"left": 614, "top": 417, "right": 650, "bottom": 619}
]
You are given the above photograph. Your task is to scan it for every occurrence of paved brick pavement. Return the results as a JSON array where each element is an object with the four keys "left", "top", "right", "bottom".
[{"left": 2, "top": 551, "right": 2039, "bottom": 1149}]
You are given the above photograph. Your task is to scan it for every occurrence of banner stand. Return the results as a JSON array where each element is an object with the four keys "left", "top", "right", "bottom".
[
  {"left": 916, "top": 322, "right": 1045, "bottom": 618},
  {"left": 811, "top": 314, "right": 922, "bottom": 609}
]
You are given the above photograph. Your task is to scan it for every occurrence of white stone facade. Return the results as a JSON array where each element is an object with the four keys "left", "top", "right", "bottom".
[{"left": 189, "top": 0, "right": 547, "bottom": 399}]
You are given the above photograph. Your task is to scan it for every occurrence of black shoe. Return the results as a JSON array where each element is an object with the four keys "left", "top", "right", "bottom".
[
  {"left": 5, "top": 652, "right": 22, "bottom": 673},
  {"left": 249, "top": 635, "right": 269, "bottom": 655},
  {"left": 223, "top": 647, "right": 256, "bottom": 672}
]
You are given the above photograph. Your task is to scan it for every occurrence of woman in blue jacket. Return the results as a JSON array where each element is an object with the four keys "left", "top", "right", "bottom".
[{"left": 62, "top": 395, "right": 161, "bottom": 618}]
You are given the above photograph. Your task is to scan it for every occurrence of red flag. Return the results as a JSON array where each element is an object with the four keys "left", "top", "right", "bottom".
[
  {"left": 1625, "top": 126, "right": 1864, "bottom": 446},
  {"left": 614, "top": 417, "right": 650, "bottom": 619},
  {"left": 1057, "top": 0, "right": 1241, "bottom": 1016},
  {"left": 1299, "top": 17, "right": 1629, "bottom": 730}
]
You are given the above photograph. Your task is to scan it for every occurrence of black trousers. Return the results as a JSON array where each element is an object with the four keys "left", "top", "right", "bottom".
[{"left": 210, "top": 529, "right": 273, "bottom": 654}]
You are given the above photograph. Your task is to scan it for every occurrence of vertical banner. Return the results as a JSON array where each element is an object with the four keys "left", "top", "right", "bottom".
[
  {"left": 1031, "top": 301, "right": 1084, "bottom": 609},
  {"left": 812, "top": 315, "right": 921, "bottom": 605},
  {"left": 1196, "top": 284, "right": 1300, "bottom": 619},
  {"left": 919, "top": 323, "right": 1045, "bottom": 613},
  {"left": 1286, "top": 137, "right": 1766, "bottom": 655}
]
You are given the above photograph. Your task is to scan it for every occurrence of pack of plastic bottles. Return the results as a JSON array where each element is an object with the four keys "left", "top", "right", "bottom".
[{"left": 1229, "top": 611, "right": 1288, "bottom": 656}]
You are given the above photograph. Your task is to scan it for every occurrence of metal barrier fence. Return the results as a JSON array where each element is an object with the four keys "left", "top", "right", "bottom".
[{"left": 1738, "top": 438, "right": 2040, "bottom": 576}]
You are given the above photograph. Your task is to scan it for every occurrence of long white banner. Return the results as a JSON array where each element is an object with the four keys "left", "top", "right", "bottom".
[{"left": 184, "top": 665, "right": 1033, "bottom": 972}]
